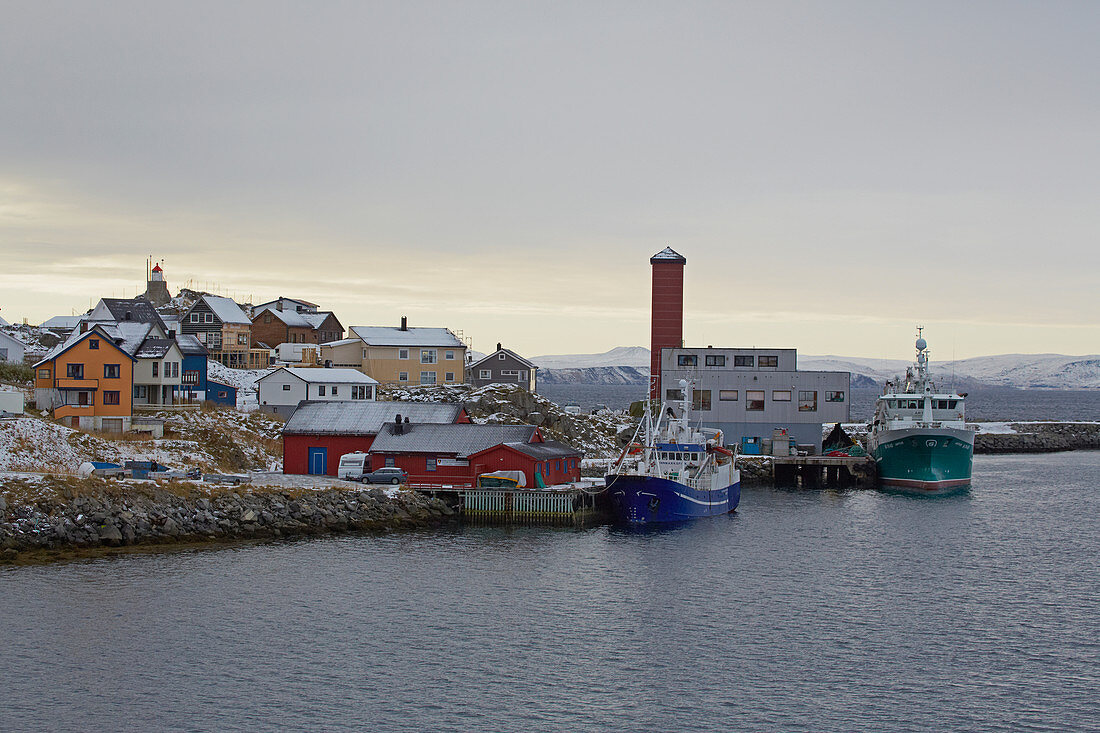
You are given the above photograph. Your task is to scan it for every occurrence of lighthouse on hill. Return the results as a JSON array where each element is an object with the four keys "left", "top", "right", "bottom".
[{"left": 144, "top": 260, "right": 171, "bottom": 306}]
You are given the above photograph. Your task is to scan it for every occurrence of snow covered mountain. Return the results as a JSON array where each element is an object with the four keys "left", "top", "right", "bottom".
[{"left": 537, "top": 346, "right": 1100, "bottom": 389}]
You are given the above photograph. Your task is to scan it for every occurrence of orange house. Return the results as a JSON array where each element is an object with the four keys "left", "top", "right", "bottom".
[{"left": 33, "top": 325, "right": 135, "bottom": 431}]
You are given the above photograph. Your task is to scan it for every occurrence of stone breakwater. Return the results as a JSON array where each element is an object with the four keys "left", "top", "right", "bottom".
[
  {"left": 975, "top": 423, "right": 1100, "bottom": 454},
  {"left": 0, "top": 477, "right": 456, "bottom": 563}
]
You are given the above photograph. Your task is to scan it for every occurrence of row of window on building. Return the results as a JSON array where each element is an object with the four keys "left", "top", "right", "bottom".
[
  {"left": 666, "top": 388, "right": 846, "bottom": 412},
  {"left": 369, "top": 348, "right": 459, "bottom": 364},
  {"left": 678, "top": 354, "right": 780, "bottom": 368}
]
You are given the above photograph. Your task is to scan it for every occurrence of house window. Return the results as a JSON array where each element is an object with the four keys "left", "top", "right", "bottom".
[
  {"left": 445, "top": 372, "right": 455, "bottom": 382},
  {"left": 363, "top": 349, "right": 367, "bottom": 358},
  {"left": 89, "top": 339, "right": 99, "bottom": 349},
  {"left": 734, "top": 355, "right": 754, "bottom": 367},
  {"left": 133, "top": 385, "right": 147, "bottom": 399},
  {"left": 238, "top": 334, "right": 248, "bottom": 345},
  {"left": 282, "top": 384, "right": 291, "bottom": 391},
  {"left": 772, "top": 390, "right": 791, "bottom": 402},
  {"left": 318, "top": 385, "right": 326, "bottom": 396},
  {"left": 264, "top": 314, "right": 272, "bottom": 323},
  {"left": 498, "top": 353, "right": 506, "bottom": 360},
  {"left": 352, "top": 385, "right": 368, "bottom": 399},
  {"left": 399, "top": 372, "right": 408, "bottom": 382},
  {"left": 746, "top": 390, "right": 765, "bottom": 411},
  {"left": 398, "top": 349, "right": 409, "bottom": 360},
  {"left": 677, "top": 354, "right": 698, "bottom": 367},
  {"left": 426, "top": 458, "right": 437, "bottom": 472},
  {"left": 218, "top": 391, "right": 227, "bottom": 398},
  {"left": 759, "top": 355, "right": 778, "bottom": 368},
  {"left": 501, "top": 369, "right": 519, "bottom": 377},
  {"left": 172, "top": 362, "right": 179, "bottom": 378},
  {"left": 38, "top": 368, "right": 51, "bottom": 379},
  {"left": 693, "top": 390, "right": 712, "bottom": 411},
  {"left": 556, "top": 460, "right": 562, "bottom": 471},
  {"left": 798, "top": 391, "right": 818, "bottom": 411},
  {"left": 445, "top": 351, "right": 455, "bottom": 360},
  {"left": 331, "top": 386, "right": 338, "bottom": 396},
  {"left": 705, "top": 355, "right": 725, "bottom": 367},
  {"left": 104, "top": 364, "right": 120, "bottom": 379},
  {"left": 190, "top": 313, "right": 199, "bottom": 323},
  {"left": 66, "top": 363, "right": 84, "bottom": 379},
  {"left": 205, "top": 313, "right": 213, "bottom": 323},
  {"left": 826, "top": 391, "right": 845, "bottom": 403},
  {"left": 421, "top": 350, "right": 437, "bottom": 364},
  {"left": 420, "top": 371, "right": 437, "bottom": 385},
  {"left": 152, "top": 362, "right": 158, "bottom": 378},
  {"left": 665, "top": 388, "right": 683, "bottom": 402},
  {"left": 479, "top": 369, "right": 491, "bottom": 379},
  {"left": 103, "top": 391, "right": 120, "bottom": 405},
  {"left": 385, "top": 455, "right": 395, "bottom": 467},
  {"left": 719, "top": 389, "right": 738, "bottom": 401}
]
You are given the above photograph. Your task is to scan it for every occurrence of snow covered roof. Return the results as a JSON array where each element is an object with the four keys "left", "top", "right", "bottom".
[
  {"left": 40, "top": 315, "right": 84, "bottom": 330},
  {"left": 650, "top": 246, "right": 687, "bottom": 264},
  {"left": 100, "top": 321, "right": 156, "bottom": 356},
  {"left": 175, "top": 334, "right": 207, "bottom": 356},
  {"left": 34, "top": 325, "right": 137, "bottom": 366},
  {"left": 369, "top": 423, "right": 537, "bottom": 457},
  {"left": 201, "top": 295, "right": 251, "bottom": 325},
  {"left": 283, "top": 401, "right": 465, "bottom": 435},
  {"left": 505, "top": 439, "right": 583, "bottom": 459},
  {"left": 254, "top": 297, "right": 318, "bottom": 311},
  {"left": 134, "top": 338, "right": 181, "bottom": 359},
  {"left": 93, "top": 298, "right": 167, "bottom": 331},
  {"left": 322, "top": 337, "right": 359, "bottom": 347},
  {"left": 350, "top": 325, "right": 464, "bottom": 348},
  {"left": 262, "top": 367, "right": 378, "bottom": 384}
]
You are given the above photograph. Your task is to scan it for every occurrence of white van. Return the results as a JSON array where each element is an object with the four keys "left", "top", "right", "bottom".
[{"left": 337, "top": 452, "right": 370, "bottom": 481}]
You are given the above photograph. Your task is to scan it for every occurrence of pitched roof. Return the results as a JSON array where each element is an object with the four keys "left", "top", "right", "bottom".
[
  {"left": 34, "top": 325, "right": 136, "bottom": 367},
  {"left": 254, "top": 297, "right": 318, "bottom": 311},
  {"left": 260, "top": 367, "right": 378, "bottom": 384},
  {"left": 350, "top": 325, "right": 464, "bottom": 348},
  {"left": 96, "top": 298, "right": 167, "bottom": 331},
  {"left": 283, "top": 400, "right": 466, "bottom": 435},
  {"left": 650, "top": 246, "right": 687, "bottom": 264},
  {"left": 369, "top": 423, "right": 537, "bottom": 457},
  {"left": 39, "top": 315, "right": 84, "bottom": 330},
  {"left": 175, "top": 334, "right": 208, "bottom": 356},
  {"left": 502, "top": 439, "right": 583, "bottom": 459},
  {"left": 134, "top": 338, "right": 182, "bottom": 359},
  {"left": 469, "top": 347, "right": 537, "bottom": 370},
  {"left": 201, "top": 295, "right": 251, "bottom": 325},
  {"left": 322, "top": 337, "right": 359, "bottom": 347}
]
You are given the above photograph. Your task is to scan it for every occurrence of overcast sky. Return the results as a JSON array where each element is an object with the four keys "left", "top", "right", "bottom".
[{"left": 1, "top": 1, "right": 1097, "bottom": 359}]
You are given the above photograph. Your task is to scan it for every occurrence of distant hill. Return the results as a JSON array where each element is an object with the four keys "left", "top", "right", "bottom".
[{"left": 537, "top": 346, "right": 1100, "bottom": 389}]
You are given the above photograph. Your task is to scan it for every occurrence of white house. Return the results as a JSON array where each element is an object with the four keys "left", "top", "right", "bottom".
[
  {"left": 257, "top": 367, "right": 379, "bottom": 417},
  {"left": 0, "top": 330, "right": 25, "bottom": 363}
]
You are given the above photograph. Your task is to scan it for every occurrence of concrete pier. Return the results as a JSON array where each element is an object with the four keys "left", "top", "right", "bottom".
[{"left": 772, "top": 456, "right": 875, "bottom": 489}]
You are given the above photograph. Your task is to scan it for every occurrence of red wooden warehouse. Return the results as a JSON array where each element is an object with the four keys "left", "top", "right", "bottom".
[
  {"left": 368, "top": 423, "right": 583, "bottom": 488},
  {"left": 282, "top": 401, "right": 469, "bottom": 476}
]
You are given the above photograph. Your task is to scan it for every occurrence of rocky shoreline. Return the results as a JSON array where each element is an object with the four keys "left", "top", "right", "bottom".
[
  {"left": 0, "top": 476, "right": 457, "bottom": 565},
  {"left": 974, "top": 422, "right": 1100, "bottom": 454}
]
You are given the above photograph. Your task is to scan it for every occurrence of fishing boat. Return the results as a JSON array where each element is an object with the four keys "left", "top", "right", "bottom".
[
  {"left": 604, "top": 379, "right": 740, "bottom": 523},
  {"left": 865, "top": 329, "right": 975, "bottom": 493}
]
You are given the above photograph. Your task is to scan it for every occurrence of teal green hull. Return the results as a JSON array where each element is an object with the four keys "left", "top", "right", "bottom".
[{"left": 872, "top": 431, "right": 973, "bottom": 492}]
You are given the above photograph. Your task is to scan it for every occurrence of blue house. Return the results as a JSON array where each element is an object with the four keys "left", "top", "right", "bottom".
[
  {"left": 178, "top": 334, "right": 210, "bottom": 402},
  {"left": 206, "top": 379, "right": 237, "bottom": 407}
]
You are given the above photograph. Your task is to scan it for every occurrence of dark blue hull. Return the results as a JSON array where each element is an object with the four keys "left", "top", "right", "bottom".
[{"left": 603, "top": 474, "right": 741, "bottom": 524}]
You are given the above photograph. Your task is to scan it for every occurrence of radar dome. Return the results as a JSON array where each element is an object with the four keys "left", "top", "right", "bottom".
[{"left": 915, "top": 337, "right": 927, "bottom": 351}]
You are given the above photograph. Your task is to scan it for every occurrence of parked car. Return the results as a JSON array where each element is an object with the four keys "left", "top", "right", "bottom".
[{"left": 361, "top": 467, "right": 407, "bottom": 485}]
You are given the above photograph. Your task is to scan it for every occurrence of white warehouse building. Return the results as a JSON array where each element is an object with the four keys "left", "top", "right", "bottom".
[{"left": 257, "top": 367, "right": 379, "bottom": 418}]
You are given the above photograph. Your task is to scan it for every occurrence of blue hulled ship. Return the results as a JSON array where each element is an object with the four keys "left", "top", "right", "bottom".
[{"left": 604, "top": 380, "right": 740, "bottom": 524}]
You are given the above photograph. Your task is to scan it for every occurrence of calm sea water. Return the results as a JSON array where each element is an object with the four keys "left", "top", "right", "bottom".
[
  {"left": 3, "top": 452, "right": 1099, "bottom": 731},
  {"left": 541, "top": 384, "right": 1100, "bottom": 421}
]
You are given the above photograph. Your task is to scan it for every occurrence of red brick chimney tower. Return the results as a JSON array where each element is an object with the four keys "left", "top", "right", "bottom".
[{"left": 649, "top": 246, "right": 687, "bottom": 399}]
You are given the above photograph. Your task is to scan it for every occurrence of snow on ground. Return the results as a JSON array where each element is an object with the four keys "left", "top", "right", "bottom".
[{"left": 206, "top": 360, "right": 274, "bottom": 411}]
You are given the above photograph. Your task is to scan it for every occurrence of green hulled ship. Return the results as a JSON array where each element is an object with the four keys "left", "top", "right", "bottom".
[{"left": 865, "top": 330, "right": 975, "bottom": 493}]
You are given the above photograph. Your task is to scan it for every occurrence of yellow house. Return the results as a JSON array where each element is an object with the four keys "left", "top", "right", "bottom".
[
  {"left": 321, "top": 317, "right": 467, "bottom": 386},
  {"left": 33, "top": 325, "right": 135, "bottom": 431}
]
